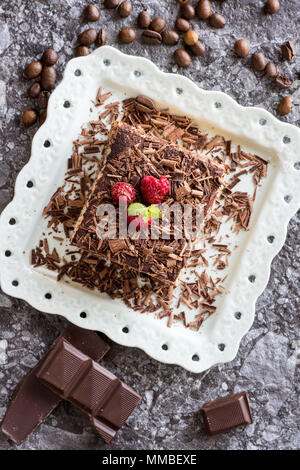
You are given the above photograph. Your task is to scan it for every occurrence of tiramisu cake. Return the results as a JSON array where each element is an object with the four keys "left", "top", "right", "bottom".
[{"left": 72, "top": 121, "right": 225, "bottom": 284}]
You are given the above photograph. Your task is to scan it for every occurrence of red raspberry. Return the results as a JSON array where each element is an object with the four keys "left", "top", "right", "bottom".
[
  {"left": 127, "top": 203, "right": 151, "bottom": 230},
  {"left": 111, "top": 182, "right": 136, "bottom": 205},
  {"left": 140, "top": 176, "right": 169, "bottom": 204},
  {"left": 127, "top": 214, "right": 152, "bottom": 230}
]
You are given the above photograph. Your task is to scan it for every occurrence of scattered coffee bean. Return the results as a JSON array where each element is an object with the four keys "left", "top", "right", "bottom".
[
  {"left": 251, "top": 52, "right": 266, "bottom": 71},
  {"left": 281, "top": 41, "right": 296, "bottom": 61},
  {"left": 97, "top": 29, "right": 107, "bottom": 46},
  {"left": 84, "top": 4, "right": 100, "bottom": 22},
  {"left": 27, "top": 82, "right": 41, "bottom": 98},
  {"left": 138, "top": 11, "right": 151, "bottom": 29},
  {"left": 40, "top": 66, "right": 56, "bottom": 90},
  {"left": 135, "top": 95, "right": 155, "bottom": 113},
  {"left": 189, "top": 40, "right": 205, "bottom": 56},
  {"left": 24, "top": 61, "right": 42, "bottom": 80},
  {"left": 209, "top": 13, "right": 226, "bottom": 28},
  {"left": 274, "top": 74, "right": 291, "bottom": 89},
  {"left": 104, "top": 0, "right": 119, "bottom": 8},
  {"left": 264, "top": 0, "right": 280, "bottom": 14},
  {"left": 234, "top": 39, "right": 250, "bottom": 58},
  {"left": 78, "top": 28, "right": 97, "bottom": 46},
  {"left": 180, "top": 4, "right": 195, "bottom": 20},
  {"left": 162, "top": 30, "right": 179, "bottom": 46},
  {"left": 178, "top": 0, "right": 190, "bottom": 4},
  {"left": 184, "top": 30, "right": 198, "bottom": 46},
  {"left": 119, "top": 27, "right": 136, "bottom": 44},
  {"left": 150, "top": 17, "right": 166, "bottom": 33},
  {"left": 175, "top": 17, "right": 190, "bottom": 32},
  {"left": 41, "top": 49, "right": 58, "bottom": 66},
  {"left": 174, "top": 48, "right": 191, "bottom": 67},
  {"left": 75, "top": 46, "right": 90, "bottom": 56},
  {"left": 37, "top": 90, "right": 50, "bottom": 109},
  {"left": 118, "top": 1, "right": 132, "bottom": 18},
  {"left": 278, "top": 95, "right": 292, "bottom": 115},
  {"left": 39, "top": 110, "right": 47, "bottom": 126},
  {"left": 22, "top": 109, "right": 37, "bottom": 127},
  {"left": 141, "top": 30, "right": 162, "bottom": 45},
  {"left": 196, "top": 0, "right": 211, "bottom": 20},
  {"left": 266, "top": 62, "right": 277, "bottom": 78}
]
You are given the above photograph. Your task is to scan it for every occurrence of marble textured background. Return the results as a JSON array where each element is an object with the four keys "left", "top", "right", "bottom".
[{"left": 0, "top": 0, "right": 299, "bottom": 451}]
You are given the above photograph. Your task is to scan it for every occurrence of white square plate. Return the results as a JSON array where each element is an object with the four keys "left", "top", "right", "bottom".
[{"left": 0, "top": 46, "right": 299, "bottom": 373}]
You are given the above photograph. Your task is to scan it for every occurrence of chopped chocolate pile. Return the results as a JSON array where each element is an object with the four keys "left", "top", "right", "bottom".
[{"left": 31, "top": 90, "right": 268, "bottom": 330}]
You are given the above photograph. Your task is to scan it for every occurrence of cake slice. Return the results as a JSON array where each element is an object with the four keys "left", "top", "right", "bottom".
[{"left": 72, "top": 122, "right": 225, "bottom": 283}]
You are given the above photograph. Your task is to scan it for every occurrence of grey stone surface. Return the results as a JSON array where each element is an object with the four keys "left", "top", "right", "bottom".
[{"left": 0, "top": 0, "right": 299, "bottom": 451}]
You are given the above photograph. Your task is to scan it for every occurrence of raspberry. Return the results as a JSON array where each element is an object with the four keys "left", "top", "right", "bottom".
[
  {"left": 111, "top": 182, "right": 136, "bottom": 205},
  {"left": 140, "top": 176, "right": 169, "bottom": 204},
  {"left": 127, "top": 203, "right": 151, "bottom": 230}
]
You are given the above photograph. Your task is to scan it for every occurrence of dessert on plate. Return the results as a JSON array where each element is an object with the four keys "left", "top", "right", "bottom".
[{"left": 72, "top": 121, "right": 225, "bottom": 283}]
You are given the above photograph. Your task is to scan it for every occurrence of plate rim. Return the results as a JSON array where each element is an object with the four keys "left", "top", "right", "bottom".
[{"left": 0, "top": 45, "right": 299, "bottom": 373}]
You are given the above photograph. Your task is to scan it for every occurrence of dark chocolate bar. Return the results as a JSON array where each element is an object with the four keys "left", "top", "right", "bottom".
[
  {"left": 201, "top": 391, "right": 253, "bottom": 436},
  {"left": 36, "top": 337, "right": 141, "bottom": 443},
  {"left": 1, "top": 324, "right": 110, "bottom": 445}
]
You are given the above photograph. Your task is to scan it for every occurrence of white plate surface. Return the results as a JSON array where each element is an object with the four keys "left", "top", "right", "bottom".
[{"left": 0, "top": 46, "right": 299, "bottom": 373}]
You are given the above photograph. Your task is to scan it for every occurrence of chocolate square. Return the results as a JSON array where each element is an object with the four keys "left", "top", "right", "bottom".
[
  {"left": 70, "top": 363, "right": 117, "bottom": 413},
  {"left": 37, "top": 339, "right": 89, "bottom": 397},
  {"left": 201, "top": 391, "right": 253, "bottom": 436}
]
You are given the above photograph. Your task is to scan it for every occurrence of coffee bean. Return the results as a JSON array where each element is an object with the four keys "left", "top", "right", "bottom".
[
  {"left": 119, "top": 28, "right": 136, "bottom": 44},
  {"left": 84, "top": 4, "right": 100, "bottom": 21},
  {"left": 75, "top": 46, "right": 90, "bottom": 56},
  {"left": 234, "top": 39, "right": 250, "bottom": 58},
  {"left": 281, "top": 41, "right": 296, "bottom": 61},
  {"left": 104, "top": 0, "right": 119, "bottom": 8},
  {"left": 39, "top": 110, "right": 47, "bottom": 126},
  {"left": 41, "top": 49, "right": 58, "bottom": 66},
  {"left": 78, "top": 28, "right": 97, "bottom": 46},
  {"left": 135, "top": 95, "right": 155, "bottom": 113},
  {"left": 180, "top": 4, "right": 195, "bottom": 20},
  {"left": 24, "top": 61, "right": 42, "bottom": 80},
  {"left": 141, "top": 30, "right": 162, "bottom": 45},
  {"left": 178, "top": 0, "right": 190, "bottom": 4},
  {"left": 209, "top": 13, "right": 226, "bottom": 28},
  {"left": 27, "top": 82, "right": 41, "bottom": 98},
  {"left": 37, "top": 90, "right": 50, "bottom": 109},
  {"left": 150, "top": 17, "right": 166, "bottom": 33},
  {"left": 184, "top": 30, "right": 198, "bottom": 46},
  {"left": 174, "top": 48, "right": 191, "bottom": 67},
  {"left": 40, "top": 66, "right": 56, "bottom": 90},
  {"left": 22, "top": 109, "right": 37, "bottom": 127},
  {"left": 189, "top": 40, "right": 205, "bottom": 56},
  {"left": 274, "top": 74, "right": 291, "bottom": 89},
  {"left": 97, "top": 29, "right": 107, "bottom": 46},
  {"left": 278, "top": 95, "right": 292, "bottom": 115},
  {"left": 175, "top": 17, "right": 190, "bottom": 32},
  {"left": 138, "top": 11, "right": 151, "bottom": 29},
  {"left": 196, "top": 0, "right": 211, "bottom": 20},
  {"left": 118, "top": 1, "right": 132, "bottom": 18},
  {"left": 251, "top": 52, "right": 266, "bottom": 71},
  {"left": 162, "top": 30, "right": 179, "bottom": 46},
  {"left": 266, "top": 62, "right": 277, "bottom": 78},
  {"left": 264, "top": 0, "right": 280, "bottom": 14}
]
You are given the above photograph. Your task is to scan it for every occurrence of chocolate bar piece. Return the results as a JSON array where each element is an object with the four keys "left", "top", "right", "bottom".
[
  {"left": 1, "top": 324, "right": 110, "bottom": 445},
  {"left": 201, "top": 391, "right": 253, "bottom": 436},
  {"left": 36, "top": 337, "right": 141, "bottom": 443},
  {"left": 72, "top": 121, "right": 225, "bottom": 284}
]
